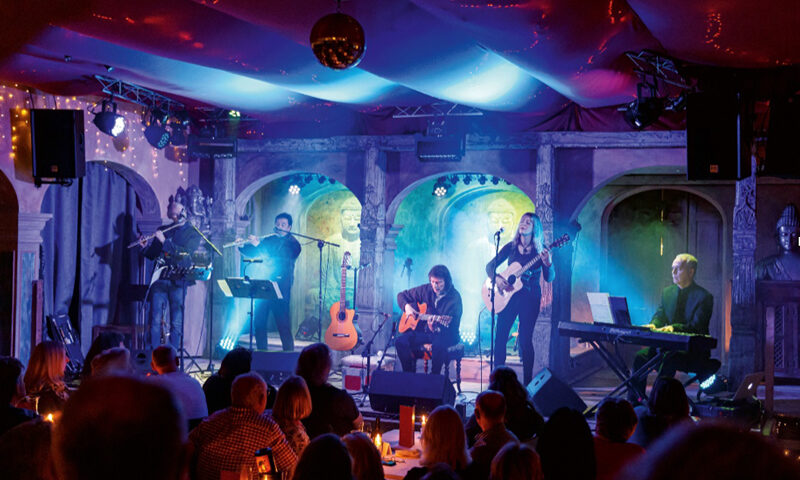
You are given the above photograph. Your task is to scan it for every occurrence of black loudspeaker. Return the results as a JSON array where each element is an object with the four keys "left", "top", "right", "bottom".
[
  {"left": 764, "top": 96, "right": 800, "bottom": 178},
  {"left": 686, "top": 92, "right": 750, "bottom": 180},
  {"left": 251, "top": 351, "right": 301, "bottom": 385},
  {"left": 31, "top": 109, "right": 85, "bottom": 184},
  {"left": 527, "top": 368, "right": 587, "bottom": 417},
  {"left": 368, "top": 370, "right": 455, "bottom": 414}
]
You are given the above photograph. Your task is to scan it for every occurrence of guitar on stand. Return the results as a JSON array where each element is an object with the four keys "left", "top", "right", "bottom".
[
  {"left": 398, "top": 303, "right": 452, "bottom": 333},
  {"left": 481, "top": 233, "right": 570, "bottom": 313},
  {"left": 325, "top": 252, "right": 359, "bottom": 351}
]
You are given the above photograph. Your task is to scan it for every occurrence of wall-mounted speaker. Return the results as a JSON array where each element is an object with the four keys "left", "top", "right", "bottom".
[
  {"left": 686, "top": 92, "right": 750, "bottom": 181},
  {"left": 31, "top": 109, "right": 85, "bottom": 185}
]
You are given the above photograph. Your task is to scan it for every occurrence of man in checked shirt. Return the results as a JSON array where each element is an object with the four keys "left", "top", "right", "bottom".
[{"left": 190, "top": 372, "right": 297, "bottom": 479}]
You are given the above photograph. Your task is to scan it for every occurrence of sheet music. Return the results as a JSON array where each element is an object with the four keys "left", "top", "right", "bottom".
[{"left": 586, "top": 292, "right": 614, "bottom": 324}]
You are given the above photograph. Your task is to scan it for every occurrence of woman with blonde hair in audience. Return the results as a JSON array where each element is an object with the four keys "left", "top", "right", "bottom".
[
  {"left": 272, "top": 375, "right": 313, "bottom": 457},
  {"left": 21, "top": 341, "right": 70, "bottom": 415},
  {"left": 343, "top": 431, "right": 384, "bottom": 480},
  {"left": 404, "top": 405, "right": 477, "bottom": 480},
  {"left": 490, "top": 442, "right": 543, "bottom": 480}
]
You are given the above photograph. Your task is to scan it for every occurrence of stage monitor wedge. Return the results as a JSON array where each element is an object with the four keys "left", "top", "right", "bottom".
[
  {"left": 369, "top": 370, "right": 455, "bottom": 414},
  {"left": 527, "top": 368, "right": 587, "bottom": 417},
  {"left": 31, "top": 109, "right": 86, "bottom": 186},
  {"left": 686, "top": 92, "right": 750, "bottom": 181}
]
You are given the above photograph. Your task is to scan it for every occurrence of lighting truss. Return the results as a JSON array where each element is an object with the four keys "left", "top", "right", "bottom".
[
  {"left": 94, "top": 75, "right": 185, "bottom": 116},
  {"left": 392, "top": 102, "right": 484, "bottom": 119},
  {"left": 625, "top": 50, "right": 694, "bottom": 91}
]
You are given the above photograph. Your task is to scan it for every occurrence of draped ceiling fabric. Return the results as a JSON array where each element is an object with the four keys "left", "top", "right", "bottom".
[
  {"left": 42, "top": 163, "right": 140, "bottom": 351},
  {"left": 1, "top": 0, "right": 798, "bottom": 135}
]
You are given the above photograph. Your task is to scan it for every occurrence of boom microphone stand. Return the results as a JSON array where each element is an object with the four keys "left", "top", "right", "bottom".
[
  {"left": 489, "top": 228, "right": 503, "bottom": 372},
  {"left": 357, "top": 312, "right": 392, "bottom": 407},
  {"left": 275, "top": 227, "right": 339, "bottom": 341}
]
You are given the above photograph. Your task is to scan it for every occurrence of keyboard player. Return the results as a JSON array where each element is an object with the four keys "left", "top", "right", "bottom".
[{"left": 630, "top": 253, "right": 718, "bottom": 403}]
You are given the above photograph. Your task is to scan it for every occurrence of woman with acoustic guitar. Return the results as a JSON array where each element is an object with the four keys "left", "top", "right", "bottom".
[{"left": 485, "top": 212, "right": 553, "bottom": 385}]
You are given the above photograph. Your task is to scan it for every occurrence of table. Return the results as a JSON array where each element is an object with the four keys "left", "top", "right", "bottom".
[{"left": 381, "top": 429, "right": 423, "bottom": 480}]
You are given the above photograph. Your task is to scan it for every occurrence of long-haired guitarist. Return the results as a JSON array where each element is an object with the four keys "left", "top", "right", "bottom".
[
  {"left": 485, "top": 212, "right": 553, "bottom": 384},
  {"left": 396, "top": 264, "right": 463, "bottom": 375}
]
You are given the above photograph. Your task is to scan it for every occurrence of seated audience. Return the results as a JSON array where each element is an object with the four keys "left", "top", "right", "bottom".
[
  {"left": 90, "top": 346, "right": 132, "bottom": 377},
  {"left": 296, "top": 343, "right": 362, "bottom": 438},
  {"left": 0, "top": 415, "right": 54, "bottom": 480},
  {"left": 466, "top": 367, "right": 543, "bottom": 446},
  {"left": 22, "top": 341, "right": 71, "bottom": 415},
  {"left": 343, "top": 431, "right": 385, "bottom": 480},
  {"left": 149, "top": 345, "right": 208, "bottom": 425},
  {"left": 51, "top": 375, "right": 189, "bottom": 480},
  {"left": 490, "top": 443, "right": 543, "bottom": 480},
  {"left": 421, "top": 463, "right": 462, "bottom": 480},
  {"left": 536, "top": 407, "right": 595, "bottom": 480},
  {"left": 292, "top": 433, "right": 353, "bottom": 480},
  {"left": 203, "top": 346, "right": 251, "bottom": 415},
  {"left": 593, "top": 398, "right": 645, "bottom": 480},
  {"left": 190, "top": 372, "right": 296, "bottom": 479},
  {"left": 629, "top": 376, "right": 691, "bottom": 448},
  {"left": 81, "top": 331, "right": 124, "bottom": 378},
  {"left": 469, "top": 390, "right": 518, "bottom": 480},
  {"left": 273, "top": 375, "right": 313, "bottom": 457},
  {"left": 404, "top": 405, "right": 476, "bottom": 480},
  {"left": 0, "top": 356, "right": 37, "bottom": 436},
  {"left": 623, "top": 422, "right": 800, "bottom": 480}
]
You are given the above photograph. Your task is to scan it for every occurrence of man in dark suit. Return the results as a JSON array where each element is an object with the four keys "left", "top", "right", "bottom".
[{"left": 630, "top": 253, "right": 717, "bottom": 402}]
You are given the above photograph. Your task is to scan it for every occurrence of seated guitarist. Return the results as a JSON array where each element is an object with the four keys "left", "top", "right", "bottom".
[
  {"left": 396, "top": 265, "right": 462, "bottom": 374},
  {"left": 485, "top": 212, "right": 553, "bottom": 385}
]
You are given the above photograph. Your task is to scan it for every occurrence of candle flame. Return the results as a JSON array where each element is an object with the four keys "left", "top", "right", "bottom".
[
  {"left": 45, "top": 414, "right": 54, "bottom": 422},
  {"left": 374, "top": 432, "right": 382, "bottom": 448}
]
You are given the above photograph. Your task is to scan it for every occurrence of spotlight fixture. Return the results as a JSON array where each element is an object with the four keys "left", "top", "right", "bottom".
[
  {"left": 288, "top": 184, "right": 301, "bottom": 195},
  {"left": 310, "top": 1, "right": 365, "bottom": 70},
  {"left": 462, "top": 174, "right": 472, "bottom": 185},
  {"left": 477, "top": 175, "right": 487, "bottom": 185},
  {"left": 169, "top": 110, "right": 190, "bottom": 146},
  {"left": 92, "top": 99, "right": 126, "bottom": 137},
  {"left": 491, "top": 176, "right": 500, "bottom": 185},
  {"left": 624, "top": 83, "right": 664, "bottom": 130},
  {"left": 143, "top": 110, "right": 170, "bottom": 149},
  {"left": 433, "top": 185, "right": 448, "bottom": 197},
  {"left": 218, "top": 336, "right": 236, "bottom": 351},
  {"left": 228, "top": 110, "right": 241, "bottom": 118},
  {"left": 318, "top": 175, "right": 327, "bottom": 184}
]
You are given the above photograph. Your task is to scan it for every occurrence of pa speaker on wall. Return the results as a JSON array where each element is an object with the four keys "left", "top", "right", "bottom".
[
  {"left": 527, "top": 368, "right": 587, "bottom": 417},
  {"left": 31, "top": 109, "right": 85, "bottom": 185},
  {"left": 368, "top": 370, "right": 455, "bottom": 414},
  {"left": 686, "top": 92, "right": 750, "bottom": 181},
  {"left": 251, "top": 351, "right": 301, "bottom": 385},
  {"left": 764, "top": 96, "right": 800, "bottom": 178}
]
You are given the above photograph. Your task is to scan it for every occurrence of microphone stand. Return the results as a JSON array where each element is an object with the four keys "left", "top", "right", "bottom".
[
  {"left": 358, "top": 312, "right": 391, "bottom": 407},
  {"left": 489, "top": 230, "right": 502, "bottom": 372},
  {"left": 275, "top": 227, "right": 339, "bottom": 341}
]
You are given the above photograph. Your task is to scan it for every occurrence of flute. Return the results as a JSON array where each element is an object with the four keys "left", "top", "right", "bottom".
[
  {"left": 127, "top": 221, "right": 185, "bottom": 248},
  {"left": 222, "top": 233, "right": 274, "bottom": 249}
]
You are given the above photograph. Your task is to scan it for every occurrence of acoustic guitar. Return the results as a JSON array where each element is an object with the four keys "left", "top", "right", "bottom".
[
  {"left": 481, "top": 234, "right": 570, "bottom": 313},
  {"left": 325, "top": 251, "right": 359, "bottom": 351},
  {"left": 398, "top": 302, "right": 452, "bottom": 334}
]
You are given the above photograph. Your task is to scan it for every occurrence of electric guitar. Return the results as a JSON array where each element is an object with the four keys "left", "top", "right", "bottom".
[
  {"left": 481, "top": 234, "right": 570, "bottom": 313},
  {"left": 325, "top": 251, "right": 359, "bottom": 351},
  {"left": 398, "top": 302, "right": 452, "bottom": 333}
]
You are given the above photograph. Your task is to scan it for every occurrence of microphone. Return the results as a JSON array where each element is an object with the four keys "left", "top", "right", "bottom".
[
  {"left": 494, "top": 227, "right": 504, "bottom": 237},
  {"left": 242, "top": 258, "right": 263, "bottom": 263}
]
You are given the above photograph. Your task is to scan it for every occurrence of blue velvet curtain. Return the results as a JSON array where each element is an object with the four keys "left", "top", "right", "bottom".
[{"left": 42, "top": 163, "right": 140, "bottom": 352}]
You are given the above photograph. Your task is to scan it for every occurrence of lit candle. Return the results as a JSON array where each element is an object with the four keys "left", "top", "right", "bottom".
[
  {"left": 374, "top": 432, "right": 382, "bottom": 450},
  {"left": 45, "top": 413, "right": 54, "bottom": 423},
  {"left": 421, "top": 415, "right": 426, "bottom": 427}
]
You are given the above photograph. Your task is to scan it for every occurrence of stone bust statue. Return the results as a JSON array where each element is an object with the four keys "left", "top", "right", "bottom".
[{"left": 756, "top": 204, "right": 800, "bottom": 281}]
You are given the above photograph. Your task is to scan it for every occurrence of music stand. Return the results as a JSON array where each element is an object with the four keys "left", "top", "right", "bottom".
[{"left": 218, "top": 277, "right": 282, "bottom": 351}]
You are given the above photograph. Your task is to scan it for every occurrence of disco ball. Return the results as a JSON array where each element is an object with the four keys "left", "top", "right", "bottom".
[{"left": 310, "top": 13, "right": 365, "bottom": 70}]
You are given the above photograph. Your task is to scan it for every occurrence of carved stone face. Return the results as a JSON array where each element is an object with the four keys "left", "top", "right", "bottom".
[{"left": 777, "top": 225, "right": 800, "bottom": 252}]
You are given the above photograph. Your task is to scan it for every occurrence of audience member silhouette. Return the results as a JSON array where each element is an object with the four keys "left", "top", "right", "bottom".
[
  {"left": 0, "top": 356, "right": 37, "bottom": 436},
  {"left": 629, "top": 377, "right": 691, "bottom": 448},
  {"left": 421, "top": 463, "right": 462, "bottom": 480},
  {"left": 536, "top": 407, "right": 596, "bottom": 480},
  {"left": 490, "top": 442, "right": 543, "bottom": 480},
  {"left": 189, "top": 372, "right": 296, "bottom": 480},
  {"left": 22, "top": 341, "right": 70, "bottom": 415},
  {"left": 296, "top": 343, "right": 362, "bottom": 438},
  {"left": 623, "top": 422, "right": 800, "bottom": 480},
  {"left": 0, "top": 415, "right": 54, "bottom": 480},
  {"left": 273, "top": 375, "right": 313, "bottom": 457},
  {"left": 81, "top": 331, "right": 124, "bottom": 378},
  {"left": 404, "top": 405, "right": 476, "bottom": 480},
  {"left": 465, "top": 367, "right": 543, "bottom": 445},
  {"left": 343, "top": 431, "right": 385, "bottom": 480},
  {"left": 203, "top": 347, "right": 251, "bottom": 415},
  {"left": 291, "top": 433, "right": 353, "bottom": 480},
  {"left": 469, "top": 390, "right": 518, "bottom": 480},
  {"left": 149, "top": 345, "right": 208, "bottom": 427},
  {"left": 593, "top": 398, "right": 645, "bottom": 480},
  {"left": 89, "top": 346, "right": 132, "bottom": 377},
  {"left": 51, "top": 375, "right": 189, "bottom": 480}
]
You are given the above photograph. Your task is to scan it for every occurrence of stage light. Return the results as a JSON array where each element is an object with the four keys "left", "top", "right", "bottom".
[
  {"left": 463, "top": 174, "right": 472, "bottom": 185},
  {"left": 289, "top": 184, "right": 301, "bottom": 195},
  {"left": 433, "top": 184, "right": 447, "bottom": 197},
  {"left": 491, "top": 176, "right": 500, "bottom": 185},
  {"left": 144, "top": 109, "right": 170, "bottom": 149},
  {"left": 477, "top": 175, "right": 487, "bottom": 185},
  {"left": 219, "top": 336, "right": 236, "bottom": 351},
  {"left": 92, "top": 99, "right": 125, "bottom": 137},
  {"left": 170, "top": 126, "right": 187, "bottom": 146},
  {"left": 624, "top": 83, "right": 664, "bottom": 130},
  {"left": 228, "top": 110, "right": 241, "bottom": 118},
  {"left": 328, "top": 177, "right": 336, "bottom": 184},
  {"left": 318, "top": 175, "right": 327, "bottom": 184}
]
